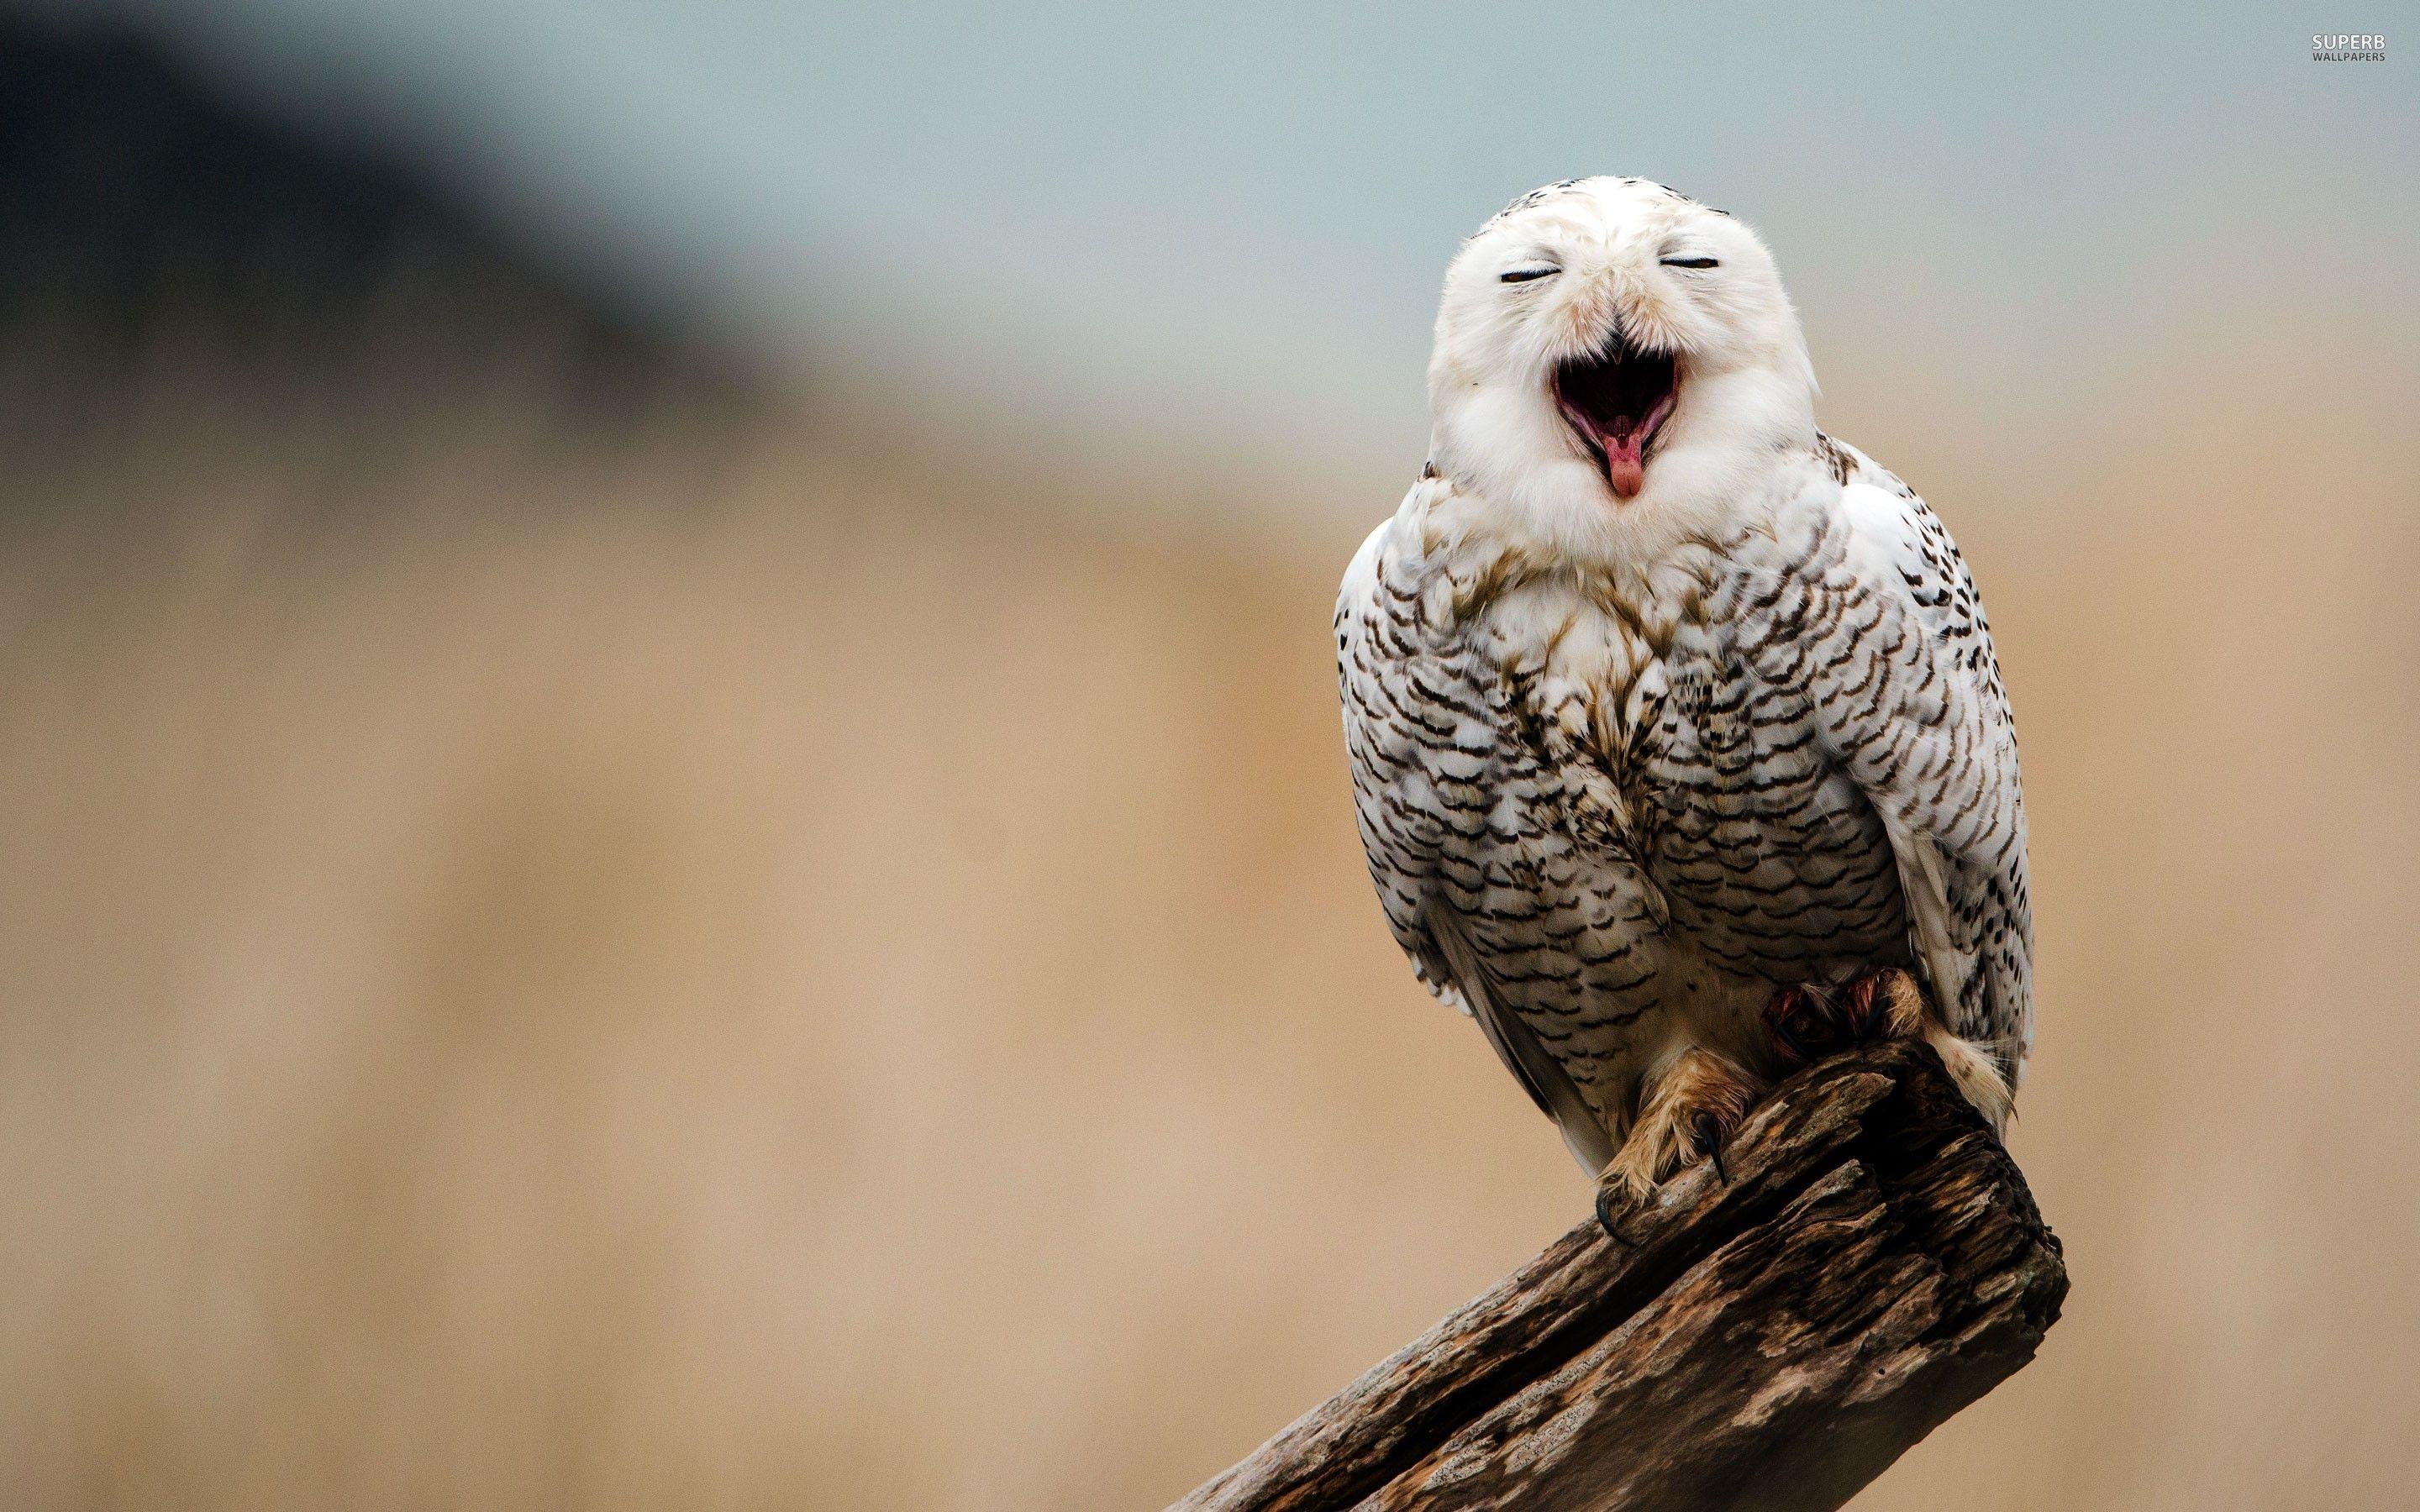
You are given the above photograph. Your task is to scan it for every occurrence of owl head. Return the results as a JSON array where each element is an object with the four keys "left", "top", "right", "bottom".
[{"left": 1427, "top": 178, "right": 1818, "bottom": 543}]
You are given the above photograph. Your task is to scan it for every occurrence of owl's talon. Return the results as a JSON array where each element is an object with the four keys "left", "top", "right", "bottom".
[
  {"left": 1593, "top": 1184, "right": 1628, "bottom": 1243},
  {"left": 1594, "top": 1165, "right": 1656, "bottom": 1244},
  {"left": 1691, "top": 1110, "right": 1728, "bottom": 1184},
  {"left": 1594, "top": 1179, "right": 1649, "bottom": 1245}
]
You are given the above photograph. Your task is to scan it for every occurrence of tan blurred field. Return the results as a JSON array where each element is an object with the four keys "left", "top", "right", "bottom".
[{"left": 3, "top": 323, "right": 2418, "bottom": 1511}]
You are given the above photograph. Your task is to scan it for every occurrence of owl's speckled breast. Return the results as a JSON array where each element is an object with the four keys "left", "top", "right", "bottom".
[
  {"left": 1623, "top": 617, "right": 1911, "bottom": 991},
  {"left": 1487, "top": 570, "right": 1911, "bottom": 1005}
]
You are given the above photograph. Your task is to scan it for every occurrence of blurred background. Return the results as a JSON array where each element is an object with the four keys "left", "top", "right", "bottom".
[{"left": 1, "top": 3, "right": 2414, "bottom": 1508}]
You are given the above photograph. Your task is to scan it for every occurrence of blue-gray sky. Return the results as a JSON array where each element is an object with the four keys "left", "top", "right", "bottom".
[{"left": 47, "top": 0, "right": 2420, "bottom": 513}]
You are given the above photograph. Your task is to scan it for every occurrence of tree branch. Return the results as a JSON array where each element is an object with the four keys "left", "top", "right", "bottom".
[{"left": 1174, "top": 1040, "right": 2066, "bottom": 1512}]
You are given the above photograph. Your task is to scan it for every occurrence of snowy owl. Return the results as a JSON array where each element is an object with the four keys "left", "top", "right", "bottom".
[{"left": 1337, "top": 177, "right": 2030, "bottom": 1226}]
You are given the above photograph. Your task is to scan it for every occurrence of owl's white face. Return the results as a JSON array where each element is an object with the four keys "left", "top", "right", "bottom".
[{"left": 1428, "top": 178, "right": 1818, "bottom": 551}]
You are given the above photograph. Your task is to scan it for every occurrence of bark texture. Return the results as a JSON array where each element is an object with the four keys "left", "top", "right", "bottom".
[{"left": 1173, "top": 1041, "right": 2066, "bottom": 1512}]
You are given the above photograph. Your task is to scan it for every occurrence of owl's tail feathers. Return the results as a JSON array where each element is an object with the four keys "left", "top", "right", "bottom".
[
  {"left": 1875, "top": 969, "right": 2016, "bottom": 1134},
  {"left": 1924, "top": 1026, "right": 2015, "bottom": 1133}
]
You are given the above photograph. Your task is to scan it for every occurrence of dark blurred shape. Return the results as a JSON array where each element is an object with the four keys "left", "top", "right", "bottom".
[{"left": 0, "top": 15, "right": 764, "bottom": 430}]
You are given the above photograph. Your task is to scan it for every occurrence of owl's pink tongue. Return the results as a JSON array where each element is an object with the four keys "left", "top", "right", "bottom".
[
  {"left": 1601, "top": 427, "right": 1648, "bottom": 499},
  {"left": 1567, "top": 395, "right": 1670, "bottom": 501}
]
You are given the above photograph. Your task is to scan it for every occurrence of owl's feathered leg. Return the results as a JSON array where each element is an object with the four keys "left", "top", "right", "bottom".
[
  {"left": 1594, "top": 1047, "right": 1762, "bottom": 1240},
  {"left": 1765, "top": 968, "right": 2012, "bottom": 1133}
]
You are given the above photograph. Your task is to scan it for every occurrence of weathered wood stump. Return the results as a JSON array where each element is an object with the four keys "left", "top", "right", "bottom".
[{"left": 1174, "top": 1040, "right": 2065, "bottom": 1512}]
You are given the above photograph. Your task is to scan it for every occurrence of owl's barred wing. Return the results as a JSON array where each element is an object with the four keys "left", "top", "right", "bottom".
[
  {"left": 1422, "top": 902, "right": 1619, "bottom": 1173},
  {"left": 1782, "top": 473, "right": 2033, "bottom": 1074}
]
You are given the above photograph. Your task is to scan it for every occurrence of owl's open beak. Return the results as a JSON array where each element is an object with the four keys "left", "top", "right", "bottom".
[{"left": 1554, "top": 333, "right": 1677, "bottom": 501}]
